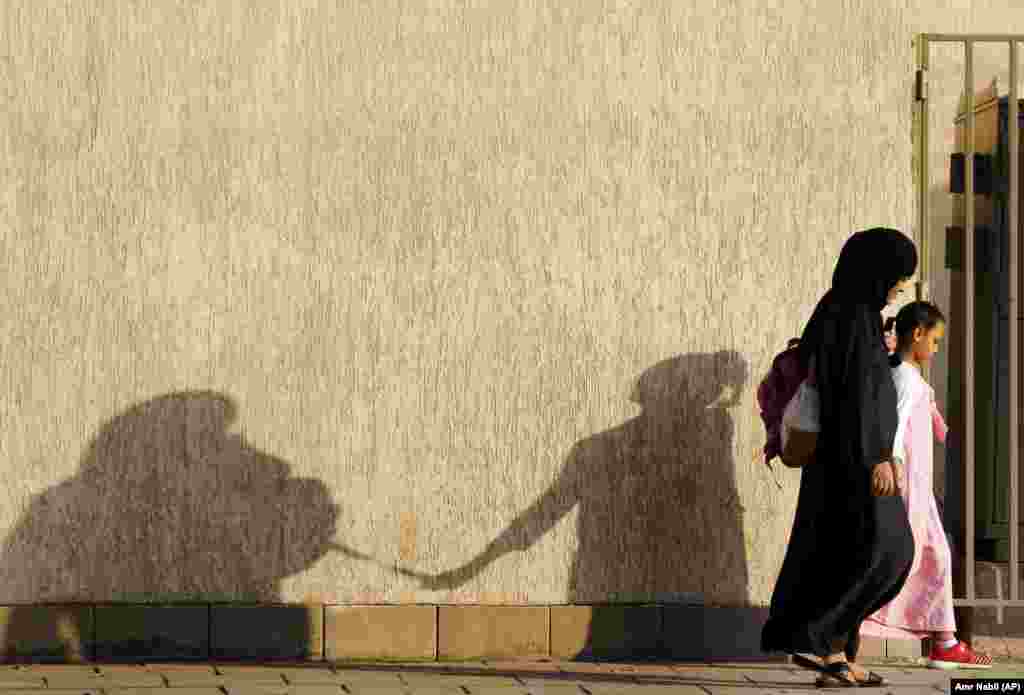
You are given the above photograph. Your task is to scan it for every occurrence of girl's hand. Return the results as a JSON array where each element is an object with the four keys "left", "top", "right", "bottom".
[{"left": 931, "top": 403, "right": 949, "bottom": 443}]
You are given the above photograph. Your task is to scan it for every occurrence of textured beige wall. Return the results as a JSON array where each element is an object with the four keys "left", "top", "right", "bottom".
[{"left": 1, "top": 1, "right": 1021, "bottom": 609}]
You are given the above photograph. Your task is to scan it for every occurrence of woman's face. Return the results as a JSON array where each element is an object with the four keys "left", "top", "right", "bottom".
[{"left": 886, "top": 277, "right": 914, "bottom": 305}]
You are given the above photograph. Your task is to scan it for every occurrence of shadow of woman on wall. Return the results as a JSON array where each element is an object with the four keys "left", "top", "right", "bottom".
[
  {"left": 417, "top": 351, "right": 751, "bottom": 660},
  {"left": 0, "top": 391, "right": 339, "bottom": 661}
]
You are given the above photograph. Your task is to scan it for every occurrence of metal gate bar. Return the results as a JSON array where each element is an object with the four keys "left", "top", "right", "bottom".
[
  {"left": 917, "top": 33, "right": 1021, "bottom": 609},
  {"left": 1010, "top": 40, "right": 1019, "bottom": 604},
  {"left": 964, "top": 37, "right": 976, "bottom": 602}
]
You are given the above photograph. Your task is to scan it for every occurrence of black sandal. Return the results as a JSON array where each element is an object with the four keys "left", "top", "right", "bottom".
[
  {"left": 855, "top": 670, "right": 886, "bottom": 688},
  {"left": 792, "top": 653, "right": 828, "bottom": 674},
  {"left": 813, "top": 661, "right": 887, "bottom": 688},
  {"left": 814, "top": 662, "right": 859, "bottom": 689}
]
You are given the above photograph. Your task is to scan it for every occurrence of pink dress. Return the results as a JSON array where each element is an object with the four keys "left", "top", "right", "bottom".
[{"left": 860, "top": 362, "right": 955, "bottom": 639}]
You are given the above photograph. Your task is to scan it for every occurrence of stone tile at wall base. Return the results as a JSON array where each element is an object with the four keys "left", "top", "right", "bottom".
[
  {"left": 211, "top": 605, "right": 322, "bottom": 660},
  {"left": 0, "top": 606, "right": 93, "bottom": 662},
  {"left": 661, "top": 606, "right": 785, "bottom": 662},
  {"left": 551, "top": 606, "right": 661, "bottom": 660},
  {"left": 884, "top": 636, "right": 925, "bottom": 659},
  {"left": 94, "top": 605, "right": 208, "bottom": 661},
  {"left": 438, "top": 607, "right": 548, "bottom": 660},
  {"left": 325, "top": 606, "right": 435, "bottom": 661},
  {"left": 0, "top": 603, "right": 978, "bottom": 663}
]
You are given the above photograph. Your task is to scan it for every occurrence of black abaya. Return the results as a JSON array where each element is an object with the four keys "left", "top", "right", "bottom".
[{"left": 762, "top": 228, "right": 917, "bottom": 659}]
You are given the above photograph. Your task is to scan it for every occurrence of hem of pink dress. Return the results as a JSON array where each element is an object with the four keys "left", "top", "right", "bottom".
[{"left": 859, "top": 617, "right": 954, "bottom": 639}]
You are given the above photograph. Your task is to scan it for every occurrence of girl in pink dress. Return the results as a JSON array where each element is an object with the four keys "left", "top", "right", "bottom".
[{"left": 861, "top": 301, "right": 993, "bottom": 670}]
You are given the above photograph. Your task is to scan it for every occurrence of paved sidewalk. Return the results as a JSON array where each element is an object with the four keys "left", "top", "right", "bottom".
[{"left": 0, "top": 658, "right": 1019, "bottom": 694}]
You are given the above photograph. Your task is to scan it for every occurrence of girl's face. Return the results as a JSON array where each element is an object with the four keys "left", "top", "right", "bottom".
[
  {"left": 908, "top": 321, "right": 945, "bottom": 364},
  {"left": 887, "top": 277, "right": 914, "bottom": 305}
]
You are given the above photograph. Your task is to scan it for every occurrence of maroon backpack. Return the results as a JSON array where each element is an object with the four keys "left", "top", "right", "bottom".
[{"left": 757, "top": 338, "right": 808, "bottom": 469}]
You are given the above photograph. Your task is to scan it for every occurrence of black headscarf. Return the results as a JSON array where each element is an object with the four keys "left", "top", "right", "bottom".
[
  {"left": 830, "top": 228, "right": 918, "bottom": 312},
  {"left": 799, "top": 228, "right": 917, "bottom": 366},
  {"left": 798, "top": 228, "right": 918, "bottom": 474}
]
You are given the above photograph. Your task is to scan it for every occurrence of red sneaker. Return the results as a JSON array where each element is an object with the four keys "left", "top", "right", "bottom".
[{"left": 927, "top": 641, "right": 993, "bottom": 670}]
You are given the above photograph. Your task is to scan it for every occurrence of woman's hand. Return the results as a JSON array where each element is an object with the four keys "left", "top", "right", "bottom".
[
  {"left": 871, "top": 462, "right": 897, "bottom": 497},
  {"left": 889, "top": 459, "right": 905, "bottom": 494}
]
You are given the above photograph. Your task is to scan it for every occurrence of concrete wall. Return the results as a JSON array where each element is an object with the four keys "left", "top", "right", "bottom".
[{"left": 2, "top": 1, "right": 1023, "bottom": 626}]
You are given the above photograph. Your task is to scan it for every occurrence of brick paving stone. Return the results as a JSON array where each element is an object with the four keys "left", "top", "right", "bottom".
[
  {"left": 396, "top": 673, "right": 470, "bottom": 690},
  {"left": 514, "top": 683, "right": 587, "bottom": 695},
  {"left": 735, "top": 667, "right": 813, "bottom": 688},
  {"left": 332, "top": 669, "right": 407, "bottom": 692},
  {"left": 157, "top": 667, "right": 226, "bottom": 688},
  {"left": 333, "top": 688, "right": 410, "bottom": 695},
  {"left": 518, "top": 674, "right": 645, "bottom": 693},
  {"left": 215, "top": 666, "right": 289, "bottom": 683},
  {"left": 582, "top": 684, "right": 688, "bottom": 695},
  {"left": 39, "top": 672, "right": 106, "bottom": 690},
  {"left": 220, "top": 686, "right": 328, "bottom": 695},
  {"left": 279, "top": 668, "right": 343, "bottom": 685},
  {"left": 0, "top": 658, "right": 988, "bottom": 695},
  {"left": 401, "top": 672, "right": 522, "bottom": 689},
  {"left": 597, "top": 664, "right": 679, "bottom": 677},
  {"left": 865, "top": 666, "right": 951, "bottom": 685},
  {"left": 333, "top": 669, "right": 406, "bottom": 682},
  {"left": 734, "top": 666, "right": 948, "bottom": 693},
  {"left": 24, "top": 665, "right": 99, "bottom": 674},
  {"left": 456, "top": 684, "right": 529, "bottom": 694},
  {"left": 151, "top": 664, "right": 218, "bottom": 674},
  {"left": 477, "top": 661, "right": 560, "bottom": 674},
  {"left": 646, "top": 667, "right": 749, "bottom": 688},
  {"left": 552, "top": 665, "right": 624, "bottom": 680},
  {"left": 0, "top": 672, "right": 47, "bottom": 689},
  {"left": 958, "top": 667, "right": 1024, "bottom": 679},
  {"left": 93, "top": 666, "right": 167, "bottom": 687},
  {"left": 701, "top": 688, "right": 819, "bottom": 694},
  {"left": 518, "top": 672, "right": 620, "bottom": 683}
]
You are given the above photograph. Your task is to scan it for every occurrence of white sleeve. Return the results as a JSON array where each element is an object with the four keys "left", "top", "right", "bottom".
[
  {"left": 781, "top": 380, "right": 820, "bottom": 451},
  {"left": 891, "top": 367, "right": 915, "bottom": 463}
]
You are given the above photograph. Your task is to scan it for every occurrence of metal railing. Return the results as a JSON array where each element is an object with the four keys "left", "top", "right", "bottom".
[{"left": 917, "top": 33, "right": 1021, "bottom": 607}]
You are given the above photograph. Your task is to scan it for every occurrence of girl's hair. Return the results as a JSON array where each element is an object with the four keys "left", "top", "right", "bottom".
[
  {"left": 883, "top": 317, "right": 896, "bottom": 334},
  {"left": 889, "top": 301, "right": 946, "bottom": 366}
]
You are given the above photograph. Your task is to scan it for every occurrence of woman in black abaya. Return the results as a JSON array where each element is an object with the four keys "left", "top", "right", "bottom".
[{"left": 762, "top": 228, "right": 918, "bottom": 688}]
